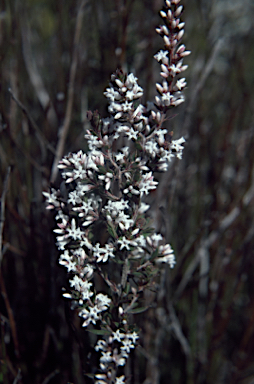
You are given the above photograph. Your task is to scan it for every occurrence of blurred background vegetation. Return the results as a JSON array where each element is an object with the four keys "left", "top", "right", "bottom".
[{"left": 1, "top": 0, "right": 254, "bottom": 383}]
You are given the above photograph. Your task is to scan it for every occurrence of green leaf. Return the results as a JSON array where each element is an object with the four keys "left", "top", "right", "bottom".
[
  {"left": 133, "top": 170, "right": 141, "bottom": 182},
  {"left": 135, "top": 142, "right": 143, "bottom": 151},
  {"left": 84, "top": 374, "right": 94, "bottom": 379},
  {"left": 142, "top": 227, "right": 156, "bottom": 237},
  {"left": 125, "top": 282, "right": 131, "bottom": 294},
  {"left": 97, "top": 165, "right": 106, "bottom": 173},
  {"left": 112, "top": 257, "right": 124, "bottom": 264},
  {"left": 128, "top": 306, "right": 149, "bottom": 314},
  {"left": 107, "top": 223, "right": 117, "bottom": 239},
  {"left": 87, "top": 328, "right": 111, "bottom": 336},
  {"left": 132, "top": 271, "right": 144, "bottom": 278},
  {"left": 150, "top": 247, "right": 159, "bottom": 261}
]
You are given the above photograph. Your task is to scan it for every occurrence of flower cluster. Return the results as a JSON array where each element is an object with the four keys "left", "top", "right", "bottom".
[
  {"left": 154, "top": 0, "right": 190, "bottom": 110},
  {"left": 100, "top": 68, "right": 186, "bottom": 173},
  {"left": 94, "top": 329, "right": 139, "bottom": 384},
  {"left": 44, "top": 1, "right": 189, "bottom": 382}
]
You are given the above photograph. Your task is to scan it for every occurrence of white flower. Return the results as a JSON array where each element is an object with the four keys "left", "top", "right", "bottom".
[
  {"left": 104, "top": 199, "right": 127, "bottom": 215},
  {"left": 116, "top": 125, "right": 139, "bottom": 140},
  {"left": 159, "top": 148, "right": 175, "bottom": 163},
  {"left": 66, "top": 219, "right": 84, "bottom": 240},
  {"left": 112, "top": 329, "right": 125, "bottom": 342},
  {"left": 100, "top": 351, "right": 113, "bottom": 364},
  {"left": 82, "top": 264, "right": 94, "bottom": 278},
  {"left": 93, "top": 243, "right": 115, "bottom": 262},
  {"left": 121, "top": 146, "right": 129, "bottom": 156},
  {"left": 126, "top": 85, "right": 143, "bottom": 100},
  {"left": 169, "top": 64, "right": 182, "bottom": 76},
  {"left": 55, "top": 209, "right": 68, "bottom": 221},
  {"left": 95, "top": 373, "right": 107, "bottom": 384},
  {"left": 171, "top": 94, "right": 185, "bottom": 107},
  {"left": 95, "top": 339, "right": 108, "bottom": 352},
  {"left": 138, "top": 202, "right": 150, "bottom": 213},
  {"left": 121, "top": 100, "right": 133, "bottom": 112},
  {"left": 126, "top": 73, "right": 137, "bottom": 87},
  {"left": 139, "top": 172, "right": 158, "bottom": 197},
  {"left": 80, "top": 237, "right": 93, "bottom": 250},
  {"left": 171, "top": 137, "right": 185, "bottom": 159},
  {"left": 145, "top": 140, "right": 159, "bottom": 158},
  {"left": 103, "top": 199, "right": 132, "bottom": 231},
  {"left": 81, "top": 289, "right": 93, "bottom": 301},
  {"left": 60, "top": 151, "right": 100, "bottom": 183},
  {"left": 118, "top": 236, "right": 136, "bottom": 250},
  {"left": 125, "top": 89, "right": 135, "bottom": 100},
  {"left": 133, "top": 104, "right": 145, "bottom": 120},
  {"left": 98, "top": 172, "right": 113, "bottom": 191},
  {"left": 71, "top": 166, "right": 87, "bottom": 181},
  {"left": 116, "top": 211, "right": 134, "bottom": 231},
  {"left": 156, "top": 129, "right": 168, "bottom": 145},
  {"left": 136, "top": 235, "right": 146, "bottom": 247},
  {"left": 175, "top": 78, "right": 187, "bottom": 90},
  {"left": 123, "top": 185, "right": 140, "bottom": 195},
  {"left": 128, "top": 331, "right": 139, "bottom": 343},
  {"left": 95, "top": 378, "right": 107, "bottom": 384},
  {"left": 73, "top": 201, "right": 92, "bottom": 217},
  {"left": 112, "top": 352, "right": 126, "bottom": 367},
  {"left": 108, "top": 101, "right": 120, "bottom": 114},
  {"left": 120, "top": 338, "right": 135, "bottom": 353},
  {"left": 59, "top": 250, "right": 74, "bottom": 269},
  {"left": 156, "top": 244, "right": 176, "bottom": 268},
  {"left": 69, "top": 276, "right": 93, "bottom": 301},
  {"left": 84, "top": 133, "right": 103, "bottom": 151},
  {"left": 147, "top": 233, "right": 163, "bottom": 248},
  {"left": 104, "top": 87, "right": 121, "bottom": 101},
  {"left": 95, "top": 293, "right": 111, "bottom": 311},
  {"left": 154, "top": 50, "right": 168, "bottom": 62},
  {"left": 79, "top": 305, "right": 101, "bottom": 326},
  {"left": 115, "top": 152, "right": 126, "bottom": 163},
  {"left": 54, "top": 219, "right": 83, "bottom": 244},
  {"left": 43, "top": 189, "right": 60, "bottom": 209},
  {"left": 161, "top": 92, "right": 173, "bottom": 106},
  {"left": 73, "top": 247, "right": 87, "bottom": 259},
  {"left": 56, "top": 238, "right": 69, "bottom": 250},
  {"left": 115, "top": 376, "right": 125, "bottom": 384},
  {"left": 68, "top": 190, "right": 82, "bottom": 205},
  {"left": 69, "top": 275, "right": 90, "bottom": 291},
  {"left": 78, "top": 308, "right": 90, "bottom": 326},
  {"left": 125, "top": 127, "right": 139, "bottom": 140}
]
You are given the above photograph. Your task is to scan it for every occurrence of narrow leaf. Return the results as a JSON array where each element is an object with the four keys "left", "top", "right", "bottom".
[
  {"left": 128, "top": 306, "right": 149, "bottom": 314},
  {"left": 87, "top": 328, "right": 111, "bottom": 336}
]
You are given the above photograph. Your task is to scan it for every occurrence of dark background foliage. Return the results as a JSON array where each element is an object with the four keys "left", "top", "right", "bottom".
[{"left": 1, "top": 0, "right": 254, "bottom": 383}]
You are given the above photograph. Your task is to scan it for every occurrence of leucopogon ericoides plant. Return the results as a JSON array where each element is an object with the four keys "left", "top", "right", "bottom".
[{"left": 43, "top": 1, "right": 190, "bottom": 383}]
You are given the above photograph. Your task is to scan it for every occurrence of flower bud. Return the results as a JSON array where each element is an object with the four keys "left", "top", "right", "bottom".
[
  {"left": 171, "top": 19, "right": 177, "bottom": 29},
  {"left": 181, "top": 50, "right": 191, "bottom": 57},
  {"left": 156, "top": 83, "right": 164, "bottom": 93},
  {"left": 163, "top": 35, "right": 170, "bottom": 47},
  {"left": 160, "top": 10, "right": 167, "bottom": 18},
  {"left": 162, "top": 25, "right": 169, "bottom": 35},
  {"left": 167, "top": 9, "right": 172, "bottom": 19},
  {"left": 178, "top": 22, "right": 185, "bottom": 29},
  {"left": 177, "top": 29, "right": 184, "bottom": 40},
  {"left": 62, "top": 293, "right": 72, "bottom": 298},
  {"left": 119, "top": 306, "right": 124, "bottom": 315},
  {"left": 115, "top": 79, "right": 123, "bottom": 88},
  {"left": 132, "top": 228, "right": 140, "bottom": 236},
  {"left": 175, "top": 5, "right": 183, "bottom": 17}
]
